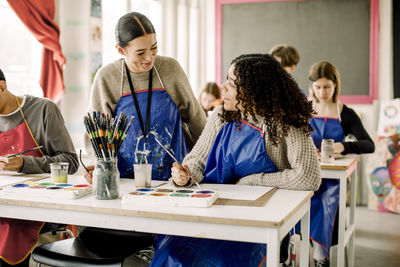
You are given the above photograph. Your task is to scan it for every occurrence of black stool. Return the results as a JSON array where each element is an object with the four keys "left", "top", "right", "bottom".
[{"left": 31, "top": 227, "right": 154, "bottom": 267}]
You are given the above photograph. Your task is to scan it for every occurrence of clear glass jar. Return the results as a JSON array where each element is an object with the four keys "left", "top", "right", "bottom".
[
  {"left": 93, "top": 158, "right": 120, "bottom": 199},
  {"left": 321, "top": 139, "right": 335, "bottom": 163}
]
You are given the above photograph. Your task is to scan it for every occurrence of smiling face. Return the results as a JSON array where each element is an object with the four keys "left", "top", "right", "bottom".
[
  {"left": 312, "top": 77, "right": 336, "bottom": 103},
  {"left": 221, "top": 64, "right": 241, "bottom": 111},
  {"left": 117, "top": 33, "right": 158, "bottom": 73}
]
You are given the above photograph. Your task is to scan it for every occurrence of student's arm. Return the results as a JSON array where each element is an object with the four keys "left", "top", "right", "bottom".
[
  {"left": 20, "top": 100, "right": 79, "bottom": 174},
  {"left": 237, "top": 127, "right": 321, "bottom": 191},
  {"left": 340, "top": 105, "right": 375, "bottom": 155},
  {"left": 182, "top": 105, "right": 225, "bottom": 182}
]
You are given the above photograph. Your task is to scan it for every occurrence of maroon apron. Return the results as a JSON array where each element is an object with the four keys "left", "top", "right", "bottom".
[{"left": 0, "top": 97, "right": 45, "bottom": 264}]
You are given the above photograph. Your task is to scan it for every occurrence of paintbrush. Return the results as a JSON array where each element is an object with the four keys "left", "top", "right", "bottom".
[
  {"left": 5, "top": 146, "right": 44, "bottom": 158},
  {"left": 154, "top": 137, "right": 201, "bottom": 190}
]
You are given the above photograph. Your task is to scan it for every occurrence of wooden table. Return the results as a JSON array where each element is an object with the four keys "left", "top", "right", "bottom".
[
  {"left": 320, "top": 155, "right": 359, "bottom": 267},
  {"left": 0, "top": 175, "right": 313, "bottom": 267}
]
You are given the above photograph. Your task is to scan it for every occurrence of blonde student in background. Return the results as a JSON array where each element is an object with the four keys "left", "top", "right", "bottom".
[
  {"left": 198, "top": 81, "right": 222, "bottom": 117},
  {"left": 307, "top": 61, "right": 375, "bottom": 267}
]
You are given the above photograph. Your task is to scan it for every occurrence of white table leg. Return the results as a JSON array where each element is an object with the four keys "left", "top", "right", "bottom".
[
  {"left": 300, "top": 206, "right": 310, "bottom": 267},
  {"left": 267, "top": 230, "right": 280, "bottom": 267},
  {"left": 337, "top": 176, "right": 346, "bottom": 267},
  {"left": 348, "top": 168, "right": 357, "bottom": 267}
]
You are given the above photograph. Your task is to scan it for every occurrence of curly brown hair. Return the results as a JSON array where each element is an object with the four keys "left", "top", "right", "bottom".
[{"left": 220, "top": 54, "right": 313, "bottom": 145}]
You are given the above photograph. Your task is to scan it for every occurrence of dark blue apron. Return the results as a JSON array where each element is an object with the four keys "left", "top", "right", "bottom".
[
  {"left": 150, "top": 120, "right": 278, "bottom": 267},
  {"left": 308, "top": 116, "right": 345, "bottom": 256},
  {"left": 114, "top": 68, "right": 188, "bottom": 179}
]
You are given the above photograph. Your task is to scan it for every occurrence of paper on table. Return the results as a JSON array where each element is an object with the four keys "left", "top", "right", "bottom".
[{"left": 0, "top": 171, "right": 50, "bottom": 189}]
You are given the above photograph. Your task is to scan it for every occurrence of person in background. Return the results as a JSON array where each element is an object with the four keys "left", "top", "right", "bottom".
[
  {"left": 84, "top": 12, "right": 206, "bottom": 181},
  {"left": 0, "top": 68, "right": 78, "bottom": 267},
  {"left": 270, "top": 44, "right": 306, "bottom": 95},
  {"left": 149, "top": 54, "right": 321, "bottom": 267},
  {"left": 308, "top": 61, "right": 375, "bottom": 267},
  {"left": 198, "top": 81, "right": 222, "bottom": 116},
  {"left": 269, "top": 44, "right": 299, "bottom": 75}
]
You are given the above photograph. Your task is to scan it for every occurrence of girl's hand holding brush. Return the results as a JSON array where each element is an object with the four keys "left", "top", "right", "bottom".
[{"left": 171, "top": 162, "right": 193, "bottom": 186}]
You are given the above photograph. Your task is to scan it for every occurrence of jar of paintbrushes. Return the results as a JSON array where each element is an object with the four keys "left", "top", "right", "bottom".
[
  {"left": 93, "top": 157, "right": 119, "bottom": 200},
  {"left": 83, "top": 111, "right": 135, "bottom": 200}
]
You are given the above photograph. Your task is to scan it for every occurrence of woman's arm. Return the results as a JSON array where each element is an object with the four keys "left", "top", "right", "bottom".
[
  {"left": 340, "top": 105, "right": 375, "bottom": 155},
  {"left": 238, "top": 127, "right": 321, "bottom": 191}
]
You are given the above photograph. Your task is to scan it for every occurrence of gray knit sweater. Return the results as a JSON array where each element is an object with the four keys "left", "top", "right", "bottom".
[
  {"left": 0, "top": 95, "right": 79, "bottom": 174},
  {"left": 183, "top": 105, "right": 321, "bottom": 191},
  {"left": 85, "top": 56, "right": 206, "bottom": 157}
]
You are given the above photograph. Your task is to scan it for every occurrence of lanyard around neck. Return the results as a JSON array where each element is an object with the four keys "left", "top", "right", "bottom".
[{"left": 125, "top": 63, "right": 153, "bottom": 142}]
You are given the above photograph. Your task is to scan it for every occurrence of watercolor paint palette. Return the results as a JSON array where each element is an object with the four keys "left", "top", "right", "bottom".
[
  {"left": 122, "top": 188, "right": 219, "bottom": 208},
  {"left": 1, "top": 182, "right": 92, "bottom": 199}
]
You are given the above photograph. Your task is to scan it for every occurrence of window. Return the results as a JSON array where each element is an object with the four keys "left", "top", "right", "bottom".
[{"left": 0, "top": 0, "right": 42, "bottom": 97}]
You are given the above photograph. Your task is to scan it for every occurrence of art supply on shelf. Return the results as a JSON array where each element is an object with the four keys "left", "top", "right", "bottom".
[
  {"left": 5, "top": 145, "right": 43, "bottom": 158},
  {"left": 154, "top": 137, "right": 201, "bottom": 190},
  {"left": 133, "top": 163, "right": 152, "bottom": 188},
  {"left": 50, "top": 162, "right": 69, "bottom": 183},
  {"left": 1, "top": 182, "right": 92, "bottom": 199},
  {"left": 92, "top": 157, "right": 119, "bottom": 200},
  {"left": 122, "top": 187, "right": 218, "bottom": 207}
]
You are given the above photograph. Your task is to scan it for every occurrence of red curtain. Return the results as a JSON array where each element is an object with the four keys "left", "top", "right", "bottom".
[{"left": 7, "top": 0, "right": 66, "bottom": 102}]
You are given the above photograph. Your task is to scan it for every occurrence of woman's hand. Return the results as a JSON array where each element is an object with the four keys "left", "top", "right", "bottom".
[
  {"left": 171, "top": 162, "right": 191, "bottom": 186},
  {"left": 334, "top": 142, "right": 345, "bottom": 154},
  {"left": 0, "top": 156, "right": 24, "bottom": 171},
  {"left": 83, "top": 165, "right": 95, "bottom": 184}
]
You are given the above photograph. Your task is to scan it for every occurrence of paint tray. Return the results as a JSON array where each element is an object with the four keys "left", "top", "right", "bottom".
[
  {"left": 1, "top": 182, "right": 92, "bottom": 199},
  {"left": 122, "top": 188, "right": 218, "bottom": 208}
]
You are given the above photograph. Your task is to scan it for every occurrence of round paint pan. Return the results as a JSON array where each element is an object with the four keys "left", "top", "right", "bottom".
[
  {"left": 191, "top": 194, "right": 212, "bottom": 198},
  {"left": 170, "top": 193, "right": 189, "bottom": 197},
  {"left": 56, "top": 183, "right": 73, "bottom": 187},
  {"left": 156, "top": 188, "right": 174, "bottom": 193},
  {"left": 74, "top": 184, "right": 90, "bottom": 188},
  {"left": 150, "top": 193, "right": 168, "bottom": 196},
  {"left": 39, "top": 182, "right": 55, "bottom": 186},
  {"left": 175, "top": 189, "right": 194, "bottom": 193},
  {"left": 29, "top": 185, "right": 47, "bottom": 189},
  {"left": 137, "top": 188, "right": 155, "bottom": 192},
  {"left": 12, "top": 183, "right": 29, "bottom": 188},
  {"left": 129, "top": 191, "right": 147, "bottom": 195},
  {"left": 46, "top": 186, "right": 64, "bottom": 190},
  {"left": 195, "top": 190, "right": 214, "bottom": 194}
]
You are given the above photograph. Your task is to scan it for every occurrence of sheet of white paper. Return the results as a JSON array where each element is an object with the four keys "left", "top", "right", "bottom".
[{"left": 0, "top": 171, "right": 49, "bottom": 188}]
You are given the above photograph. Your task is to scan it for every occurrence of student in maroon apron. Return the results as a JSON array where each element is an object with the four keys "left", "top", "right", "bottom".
[
  {"left": 307, "top": 61, "right": 375, "bottom": 267},
  {"left": 84, "top": 12, "right": 206, "bottom": 181},
  {"left": 149, "top": 54, "right": 321, "bottom": 267},
  {"left": 0, "top": 68, "right": 79, "bottom": 267}
]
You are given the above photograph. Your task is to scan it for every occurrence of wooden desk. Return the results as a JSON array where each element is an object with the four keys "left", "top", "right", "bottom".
[
  {"left": 0, "top": 176, "right": 313, "bottom": 267},
  {"left": 320, "top": 156, "right": 359, "bottom": 267}
]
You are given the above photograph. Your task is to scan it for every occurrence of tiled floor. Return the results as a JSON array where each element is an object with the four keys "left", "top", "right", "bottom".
[{"left": 30, "top": 206, "right": 400, "bottom": 267}]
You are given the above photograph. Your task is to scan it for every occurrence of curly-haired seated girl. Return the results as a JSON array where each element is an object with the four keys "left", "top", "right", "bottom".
[{"left": 149, "top": 54, "right": 322, "bottom": 267}]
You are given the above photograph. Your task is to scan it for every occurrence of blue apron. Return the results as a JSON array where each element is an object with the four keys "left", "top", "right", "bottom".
[
  {"left": 114, "top": 71, "right": 188, "bottom": 179},
  {"left": 309, "top": 116, "right": 345, "bottom": 256},
  {"left": 150, "top": 120, "right": 278, "bottom": 267}
]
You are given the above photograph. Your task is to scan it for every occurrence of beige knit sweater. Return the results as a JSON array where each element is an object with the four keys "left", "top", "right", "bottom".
[
  {"left": 183, "top": 105, "right": 321, "bottom": 191},
  {"left": 84, "top": 56, "right": 206, "bottom": 157}
]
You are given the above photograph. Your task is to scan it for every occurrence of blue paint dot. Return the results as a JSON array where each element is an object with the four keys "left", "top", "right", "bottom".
[{"left": 13, "top": 183, "right": 29, "bottom": 188}]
